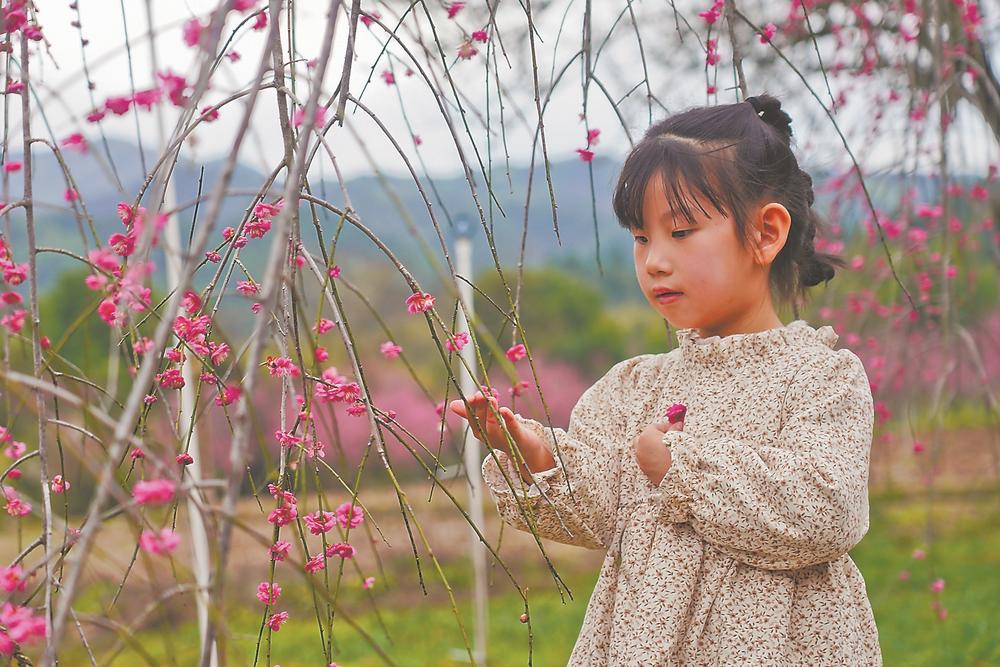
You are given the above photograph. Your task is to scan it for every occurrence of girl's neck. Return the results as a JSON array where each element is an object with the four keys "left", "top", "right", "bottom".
[{"left": 695, "top": 310, "right": 785, "bottom": 340}]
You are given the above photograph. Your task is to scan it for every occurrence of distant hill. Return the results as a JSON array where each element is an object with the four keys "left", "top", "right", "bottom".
[{"left": 2, "top": 136, "right": 988, "bottom": 302}]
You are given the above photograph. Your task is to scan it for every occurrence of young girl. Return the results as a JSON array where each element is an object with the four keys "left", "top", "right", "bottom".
[{"left": 449, "top": 94, "right": 881, "bottom": 666}]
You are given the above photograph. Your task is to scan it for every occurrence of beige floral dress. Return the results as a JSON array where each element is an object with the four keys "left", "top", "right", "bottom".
[{"left": 482, "top": 320, "right": 882, "bottom": 665}]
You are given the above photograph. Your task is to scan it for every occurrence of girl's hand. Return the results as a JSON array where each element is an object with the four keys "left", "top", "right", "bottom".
[
  {"left": 448, "top": 392, "right": 553, "bottom": 481},
  {"left": 633, "top": 418, "right": 684, "bottom": 486}
]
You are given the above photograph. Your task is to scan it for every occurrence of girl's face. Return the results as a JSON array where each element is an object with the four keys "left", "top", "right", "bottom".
[{"left": 632, "top": 172, "right": 787, "bottom": 339}]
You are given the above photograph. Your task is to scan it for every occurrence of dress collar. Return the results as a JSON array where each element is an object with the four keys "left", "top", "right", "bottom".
[{"left": 675, "top": 319, "right": 839, "bottom": 367}]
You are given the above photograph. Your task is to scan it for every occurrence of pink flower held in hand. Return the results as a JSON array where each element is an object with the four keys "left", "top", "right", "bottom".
[
  {"left": 139, "top": 528, "right": 180, "bottom": 556},
  {"left": 256, "top": 582, "right": 281, "bottom": 605},
  {"left": 665, "top": 403, "right": 687, "bottom": 424},
  {"left": 133, "top": 479, "right": 176, "bottom": 505}
]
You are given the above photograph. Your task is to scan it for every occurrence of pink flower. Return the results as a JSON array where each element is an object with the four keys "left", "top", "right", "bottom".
[
  {"left": 912, "top": 548, "right": 926, "bottom": 560},
  {"left": 586, "top": 128, "right": 601, "bottom": 146},
  {"left": 256, "top": 581, "right": 281, "bottom": 605},
  {"left": 0, "top": 565, "right": 25, "bottom": 593},
  {"left": 108, "top": 232, "right": 135, "bottom": 257},
  {"left": 328, "top": 265, "right": 341, "bottom": 278},
  {"left": 325, "top": 542, "right": 356, "bottom": 559},
  {"left": 3, "top": 161, "right": 21, "bottom": 173},
  {"left": 405, "top": 291, "right": 435, "bottom": 314},
  {"left": 457, "top": 40, "right": 478, "bottom": 60},
  {"left": 50, "top": 475, "right": 70, "bottom": 493},
  {"left": 133, "top": 479, "right": 176, "bottom": 505},
  {"left": 314, "top": 318, "right": 336, "bottom": 334},
  {"left": 86, "top": 109, "right": 106, "bottom": 123},
  {"left": 176, "top": 453, "right": 194, "bottom": 465},
  {"left": 157, "top": 70, "right": 190, "bottom": 107},
  {"left": 267, "top": 504, "right": 297, "bottom": 527},
  {"left": 269, "top": 540, "right": 292, "bottom": 561},
  {"left": 362, "top": 576, "right": 375, "bottom": 589},
  {"left": 759, "top": 22, "right": 777, "bottom": 43},
  {"left": 200, "top": 105, "right": 219, "bottom": 122},
  {"left": 3, "top": 487, "right": 31, "bottom": 517},
  {"left": 381, "top": 69, "right": 396, "bottom": 85},
  {"left": 505, "top": 344, "right": 526, "bottom": 362},
  {"left": 265, "top": 611, "right": 289, "bottom": 631},
  {"left": 665, "top": 403, "right": 687, "bottom": 424},
  {"left": 930, "top": 578, "right": 945, "bottom": 593},
  {"left": 336, "top": 502, "right": 364, "bottom": 529},
  {"left": 236, "top": 280, "right": 259, "bottom": 296},
  {"left": 139, "top": 528, "right": 180, "bottom": 556},
  {"left": 446, "top": 2, "right": 465, "bottom": 18},
  {"left": 359, "top": 11, "right": 381, "bottom": 27},
  {"left": 2, "top": 263, "right": 27, "bottom": 285},
  {"left": 305, "top": 554, "right": 326, "bottom": 573},
  {"left": 157, "top": 368, "right": 185, "bottom": 389},
  {"left": 698, "top": 8, "right": 721, "bottom": 24},
  {"left": 292, "top": 105, "right": 326, "bottom": 129},
  {"left": 64, "top": 188, "right": 79, "bottom": 202},
  {"left": 60, "top": 132, "right": 88, "bottom": 153},
  {"left": 510, "top": 380, "right": 530, "bottom": 397},
  {"left": 182, "top": 17, "right": 204, "bottom": 48},
  {"left": 132, "top": 87, "right": 161, "bottom": 110},
  {"left": 380, "top": 341, "right": 402, "bottom": 359},
  {"left": 205, "top": 250, "right": 222, "bottom": 263},
  {"left": 576, "top": 148, "right": 594, "bottom": 162},
  {"left": 472, "top": 30, "right": 488, "bottom": 42},
  {"left": 266, "top": 356, "right": 300, "bottom": 378},
  {"left": 0, "top": 309, "right": 25, "bottom": 335},
  {"left": 4, "top": 81, "right": 23, "bottom": 94},
  {"left": 173, "top": 314, "right": 211, "bottom": 341},
  {"left": 445, "top": 331, "right": 470, "bottom": 351},
  {"left": 252, "top": 12, "right": 267, "bottom": 30},
  {"left": 215, "top": 385, "right": 241, "bottom": 407},
  {"left": 104, "top": 96, "right": 132, "bottom": 115},
  {"left": 346, "top": 402, "right": 367, "bottom": 417},
  {"left": 130, "top": 448, "right": 145, "bottom": 460}
]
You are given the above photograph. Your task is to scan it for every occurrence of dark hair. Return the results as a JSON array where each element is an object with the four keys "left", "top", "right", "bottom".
[{"left": 612, "top": 93, "right": 844, "bottom": 309}]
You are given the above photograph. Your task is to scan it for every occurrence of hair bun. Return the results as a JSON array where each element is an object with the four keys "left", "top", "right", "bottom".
[{"left": 747, "top": 94, "right": 793, "bottom": 143}]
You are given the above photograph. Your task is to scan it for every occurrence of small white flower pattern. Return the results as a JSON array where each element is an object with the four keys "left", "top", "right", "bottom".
[{"left": 482, "top": 320, "right": 882, "bottom": 665}]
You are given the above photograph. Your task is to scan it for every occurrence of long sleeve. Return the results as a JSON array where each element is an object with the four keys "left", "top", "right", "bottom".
[
  {"left": 481, "top": 356, "right": 648, "bottom": 550},
  {"left": 655, "top": 349, "right": 874, "bottom": 570}
]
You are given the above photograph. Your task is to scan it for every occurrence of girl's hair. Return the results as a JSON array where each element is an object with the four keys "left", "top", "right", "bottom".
[{"left": 612, "top": 93, "right": 844, "bottom": 308}]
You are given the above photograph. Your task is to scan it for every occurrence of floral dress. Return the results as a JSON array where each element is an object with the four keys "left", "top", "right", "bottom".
[{"left": 482, "top": 320, "right": 882, "bottom": 665}]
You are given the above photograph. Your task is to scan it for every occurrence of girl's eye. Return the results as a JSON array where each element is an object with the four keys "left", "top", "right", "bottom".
[
  {"left": 633, "top": 236, "right": 648, "bottom": 245},
  {"left": 672, "top": 230, "right": 692, "bottom": 239}
]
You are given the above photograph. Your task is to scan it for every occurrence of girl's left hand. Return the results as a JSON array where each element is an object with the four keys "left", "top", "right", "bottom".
[{"left": 633, "top": 419, "right": 684, "bottom": 486}]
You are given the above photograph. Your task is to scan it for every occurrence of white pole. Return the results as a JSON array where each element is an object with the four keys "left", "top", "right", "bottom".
[
  {"left": 145, "top": 3, "right": 217, "bottom": 664},
  {"left": 455, "top": 219, "right": 489, "bottom": 666}
]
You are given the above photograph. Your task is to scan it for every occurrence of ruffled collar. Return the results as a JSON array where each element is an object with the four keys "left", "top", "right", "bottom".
[{"left": 675, "top": 319, "right": 838, "bottom": 367}]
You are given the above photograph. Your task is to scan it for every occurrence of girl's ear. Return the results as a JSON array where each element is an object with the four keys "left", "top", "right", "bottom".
[{"left": 752, "top": 202, "right": 791, "bottom": 267}]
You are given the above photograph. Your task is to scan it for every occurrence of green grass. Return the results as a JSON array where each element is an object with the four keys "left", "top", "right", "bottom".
[{"left": 60, "top": 492, "right": 1000, "bottom": 666}]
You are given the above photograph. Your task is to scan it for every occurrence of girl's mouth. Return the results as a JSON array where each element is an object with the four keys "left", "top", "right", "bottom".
[{"left": 655, "top": 292, "right": 683, "bottom": 304}]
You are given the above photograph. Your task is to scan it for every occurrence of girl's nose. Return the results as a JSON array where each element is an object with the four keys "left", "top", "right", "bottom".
[{"left": 644, "top": 242, "right": 674, "bottom": 275}]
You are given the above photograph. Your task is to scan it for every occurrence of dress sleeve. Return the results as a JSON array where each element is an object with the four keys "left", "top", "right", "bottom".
[
  {"left": 481, "top": 356, "right": 646, "bottom": 551},
  {"left": 655, "top": 350, "right": 874, "bottom": 570}
]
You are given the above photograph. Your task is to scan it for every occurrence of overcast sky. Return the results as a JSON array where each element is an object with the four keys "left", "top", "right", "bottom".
[{"left": 17, "top": 1, "right": 999, "bottom": 185}]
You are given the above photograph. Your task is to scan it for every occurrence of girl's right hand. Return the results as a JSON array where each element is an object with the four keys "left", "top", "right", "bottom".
[
  {"left": 448, "top": 391, "right": 520, "bottom": 454},
  {"left": 448, "top": 392, "right": 554, "bottom": 476}
]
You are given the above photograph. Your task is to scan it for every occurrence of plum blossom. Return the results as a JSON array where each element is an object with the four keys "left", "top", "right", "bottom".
[{"left": 139, "top": 528, "right": 180, "bottom": 556}]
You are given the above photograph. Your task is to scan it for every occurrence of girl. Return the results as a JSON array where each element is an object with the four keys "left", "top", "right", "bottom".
[{"left": 449, "top": 94, "right": 881, "bottom": 665}]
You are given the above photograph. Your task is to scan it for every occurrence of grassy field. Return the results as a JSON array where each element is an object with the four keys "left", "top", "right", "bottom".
[{"left": 51, "top": 486, "right": 1000, "bottom": 667}]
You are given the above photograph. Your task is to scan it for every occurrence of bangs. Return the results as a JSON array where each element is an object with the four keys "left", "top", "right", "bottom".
[{"left": 612, "top": 136, "right": 742, "bottom": 231}]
